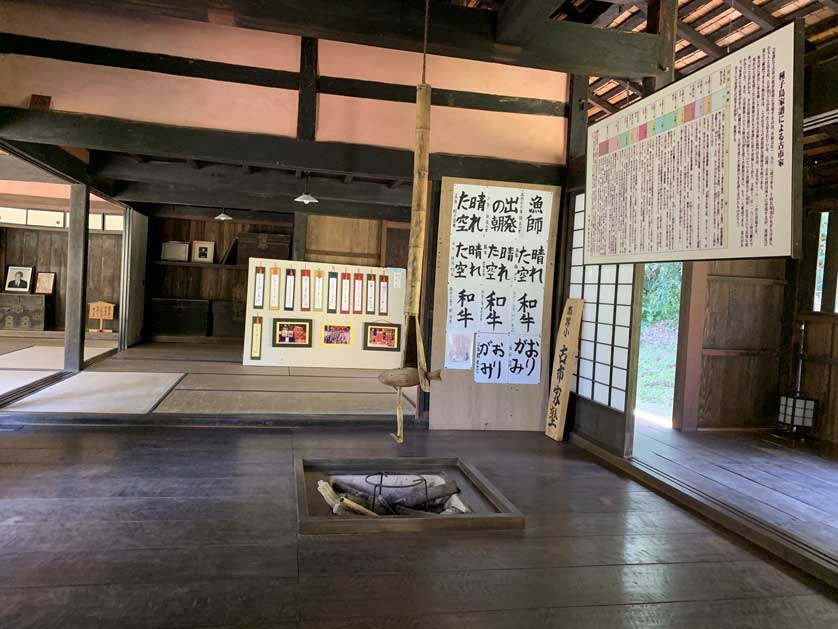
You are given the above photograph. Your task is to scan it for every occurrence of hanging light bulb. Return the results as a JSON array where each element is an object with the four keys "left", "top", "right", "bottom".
[
  {"left": 295, "top": 174, "right": 319, "bottom": 204},
  {"left": 214, "top": 211, "right": 233, "bottom": 221}
]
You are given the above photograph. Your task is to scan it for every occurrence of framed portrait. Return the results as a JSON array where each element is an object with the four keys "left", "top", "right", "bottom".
[
  {"left": 272, "top": 318, "right": 312, "bottom": 348},
  {"left": 191, "top": 240, "right": 215, "bottom": 264},
  {"left": 161, "top": 241, "right": 190, "bottom": 262},
  {"left": 34, "top": 272, "right": 56, "bottom": 295},
  {"left": 363, "top": 322, "right": 401, "bottom": 352},
  {"left": 4, "top": 266, "right": 33, "bottom": 293},
  {"left": 322, "top": 323, "right": 352, "bottom": 347}
]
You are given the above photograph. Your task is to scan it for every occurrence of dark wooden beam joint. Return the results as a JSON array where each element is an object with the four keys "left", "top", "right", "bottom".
[{"left": 297, "top": 37, "right": 318, "bottom": 141}]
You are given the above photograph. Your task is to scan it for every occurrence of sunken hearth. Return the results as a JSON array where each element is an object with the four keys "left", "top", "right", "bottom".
[{"left": 295, "top": 458, "right": 524, "bottom": 534}]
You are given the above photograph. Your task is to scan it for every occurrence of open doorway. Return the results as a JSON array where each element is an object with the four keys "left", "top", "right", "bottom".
[{"left": 635, "top": 262, "right": 682, "bottom": 428}]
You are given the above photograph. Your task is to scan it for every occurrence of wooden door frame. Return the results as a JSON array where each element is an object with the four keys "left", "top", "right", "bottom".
[{"left": 379, "top": 220, "right": 411, "bottom": 267}]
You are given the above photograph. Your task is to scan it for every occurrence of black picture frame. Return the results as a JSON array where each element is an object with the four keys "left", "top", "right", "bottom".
[
  {"left": 363, "top": 322, "right": 401, "bottom": 352},
  {"left": 4, "top": 265, "right": 34, "bottom": 293},
  {"left": 272, "top": 318, "right": 313, "bottom": 348}
]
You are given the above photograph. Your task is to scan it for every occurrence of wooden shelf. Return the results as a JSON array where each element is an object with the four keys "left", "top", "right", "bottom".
[{"left": 152, "top": 260, "right": 248, "bottom": 271}]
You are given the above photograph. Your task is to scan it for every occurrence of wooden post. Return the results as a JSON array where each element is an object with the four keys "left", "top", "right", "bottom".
[
  {"left": 672, "top": 261, "right": 709, "bottom": 431},
  {"left": 64, "top": 184, "right": 90, "bottom": 372},
  {"left": 297, "top": 37, "right": 318, "bottom": 141},
  {"left": 292, "top": 212, "right": 308, "bottom": 261}
]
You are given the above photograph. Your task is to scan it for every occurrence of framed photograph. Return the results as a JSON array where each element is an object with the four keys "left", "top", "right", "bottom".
[
  {"left": 322, "top": 323, "right": 352, "bottom": 347},
  {"left": 161, "top": 241, "right": 190, "bottom": 262},
  {"left": 4, "top": 266, "right": 33, "bottom": 293},
  {"left": 191, "top": 240, "right": 215, "bottom": 263},
  {"left": 272, "top": 318, "right": 313, "bottom": 348},
  {"left": 363, "top": 322, "right": 401, "bottom": 352},
  {"left": 34, "top": 272, "right": 56, "bottom": 295}
]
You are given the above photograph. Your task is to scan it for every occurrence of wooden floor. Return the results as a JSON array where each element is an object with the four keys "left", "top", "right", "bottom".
[
  {"left": 634, "top": 419, "right": 838, "bottom": 566},
  {"left": 1, "top": 426, "right": 837, "bottom": 628}
]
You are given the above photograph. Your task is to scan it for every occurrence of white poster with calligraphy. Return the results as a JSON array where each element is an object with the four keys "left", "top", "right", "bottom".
[
  {"left": 585, "top": 23, "right": 799, "bottom": 264},
  {"left": 474, "top": 333, "right": 509, "bottom": 384},
  {"left": 445, "top": 183, "right": 553, "bottom": 383}
]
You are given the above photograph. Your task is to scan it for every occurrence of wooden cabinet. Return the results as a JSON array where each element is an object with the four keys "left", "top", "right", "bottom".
[
  {"left": 150, "top": 298, "right": 209, "bottom": 336},
  {"left": 211, "top": 301, "right": 245, "bottom": 338},
  {"left": 0, "top": 293, "right": 54, "bottom": 331}
]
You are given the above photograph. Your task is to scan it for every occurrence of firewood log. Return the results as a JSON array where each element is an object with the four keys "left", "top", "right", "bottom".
[
  {"left": 394, "top": 505, "right": 439, "bottom": 517},
  {"left": 340, "top": 497, "right": 379, "bottom": 517},
  {"left": 317, "top": 480, "right": 341, "bottom": 509}
]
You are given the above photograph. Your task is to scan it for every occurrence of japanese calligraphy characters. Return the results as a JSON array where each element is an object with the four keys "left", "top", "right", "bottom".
[
  {"left": 585, "top": 24, "right": 798, "bottom": 264},
  {"left": 545, "top": 299, "right": 584, "bottom": 441},
  {"left": 446, "top": 182, "right": 553, "bottom": 381}
]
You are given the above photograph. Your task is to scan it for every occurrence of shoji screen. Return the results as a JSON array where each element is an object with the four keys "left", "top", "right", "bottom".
[{"left": 568, "top": 193, "right": 634, "bottom": 412}]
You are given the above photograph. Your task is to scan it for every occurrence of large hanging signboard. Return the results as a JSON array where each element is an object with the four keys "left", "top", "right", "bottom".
[
  {"left": 430, "top": 177, "right": 561, "bottom": 431},
  {"left": 243, "top": 258, "right": 406, "bottom": 369},
  {"left": 585, "top": 23, "right": 803, "bottom": 265}
]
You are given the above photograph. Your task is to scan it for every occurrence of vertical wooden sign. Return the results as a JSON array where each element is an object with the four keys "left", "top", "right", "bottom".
[{"left": 545, "top": 298, "right": 584, "bottom": 441}]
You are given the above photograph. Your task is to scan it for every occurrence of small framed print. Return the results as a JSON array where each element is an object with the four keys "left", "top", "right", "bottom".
[
  {"left": 191, "top": 240, "right": 215, "bottom": 263},
  {"left": 161, "top": 241, "right": 190, "bottom": 261},
  {"left": 322, "top": 323, "right": 352, "bottom": 347},
  {"left": 4, "top": 266, "right": 33, "bottom": 293},
  {"left": 34, "top": 272, "right": 56, "bottom": 295},
  {"left": 363, "top": 322, "right": 401, "bottom": 352},
  {"left": 272, "top": 318, "right": 312, "bottom": 348}
]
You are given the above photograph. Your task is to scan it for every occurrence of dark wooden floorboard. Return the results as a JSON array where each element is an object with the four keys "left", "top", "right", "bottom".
[
  {"left": 1, "top": 425, "right": 836, "bottom": 628},
  {"left": 633, "top": 420, "right": 838, "bottom": 566}
]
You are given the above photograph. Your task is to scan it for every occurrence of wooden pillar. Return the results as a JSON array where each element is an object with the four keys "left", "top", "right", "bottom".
[
  {"left": 297, "top": 37, "right": 318, "bottom": 141},
  {"left": 292, "top": 212, "right": 308, "bottom": 261},
  {"left": 64, "top": 184, "right": 90, "bottom": 372},
  {"left": 672, "top": 261, "right": 709, "bottom": 431}
]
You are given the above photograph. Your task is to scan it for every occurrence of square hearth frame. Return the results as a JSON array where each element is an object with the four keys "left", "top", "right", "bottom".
[{"left": 295, "top": 457, "right": 525, "bottom": 534}]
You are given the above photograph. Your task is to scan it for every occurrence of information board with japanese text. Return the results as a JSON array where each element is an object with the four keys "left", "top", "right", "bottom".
[{"left": 585, "top": 23, "right": 802, "bottom": 264}]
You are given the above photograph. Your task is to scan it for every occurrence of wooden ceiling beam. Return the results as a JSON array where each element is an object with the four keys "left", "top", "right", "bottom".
[
  {"left": 90, "top": 154, "right": 413, "bottom": 206},
  {"left": 727, "top": 0, "right": 781, "bottom": 31},
  {"left": 133, "top": 203, "right": 295, "bottom": 226},
  {"left": 0, "top": 107, "right": 564, "bottom": 185},
  {"left": 497, "top": 0, "right": 568, "bottom": 44},
  {"left": 114, "top": 182, "right": 411, "bottom": 221},
  {"left": 42, "top": 0, "right": 660, "bottom": 78}
]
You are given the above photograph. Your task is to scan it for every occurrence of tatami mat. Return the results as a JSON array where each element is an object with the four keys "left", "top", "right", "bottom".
[
  {"left": 5, "top": 372, "right": 183, "bottom": 414},
  {"left": 0, "top": 370, "right": 57, "bottom": 396},
  {"left": 176, "top": 373, "right": 393, "bottom": 393},
  {"left": 154, "top": 390, "right": 405, "bottom": 415},
  {"left": 0, "top": 346, "right": 114, "bottom": 370}
]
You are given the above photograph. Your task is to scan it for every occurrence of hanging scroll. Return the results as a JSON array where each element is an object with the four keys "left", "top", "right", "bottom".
[
  {"left": 585, "top": 23, "right": 802, "bottom": 264},
  {"left": 269, "top": 267, "right": 281, "bottom": 310}
]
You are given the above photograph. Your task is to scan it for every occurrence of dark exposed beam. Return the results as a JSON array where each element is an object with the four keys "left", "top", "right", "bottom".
[
  {"left": 0, "top": 33, "right": 299, "bottom": 89},
  {"left": 317, "top": 76, "right": 567, "bottom": 116},
  {"left": 297, "top": 37, "right": 318, "bottom": 141},
  {"left": 91, "top": 154, "right": 413, "bottom": 206},
  {"left": 36, "top": 0, "right": 660, "bottom": 77},
  {"left": 807, "top": 41, "right": 838, "bottom": 118},
  {"left": 497, "top": 0, "right": 567, "bottom": 44},
  {"left": 589, "top": 92, "right": 619, "bottom": 114},
  {"left": 232, "top": 0, "right": 660, "bottom": 78},
  {"left": 114, "top": 182, "right": 411, "bottom": 221},
  {"left": 727, "top": 0, "right": 781, "bottom": 31},
  {"left": 0, "top": 108, "right": 564, "bottom": 184},
  {"left": 135, "top": 203, "right": 294, "bottom": 226},
  {"left": 0, "top": 33, "right": 567, "bottom": 118}
]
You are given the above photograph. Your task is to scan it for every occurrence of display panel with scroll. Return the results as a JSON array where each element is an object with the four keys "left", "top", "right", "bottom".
[{"left": 585, "top": 23, "right": 803, "bottom": 265}]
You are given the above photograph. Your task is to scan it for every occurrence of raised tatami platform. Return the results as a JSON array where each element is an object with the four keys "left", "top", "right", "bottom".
[
  {"left": 0, "top": 341, "right": 415, "bottom": 420},
  {"left": 1, "top": 426, "right": 837, "bottom": 627}
]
